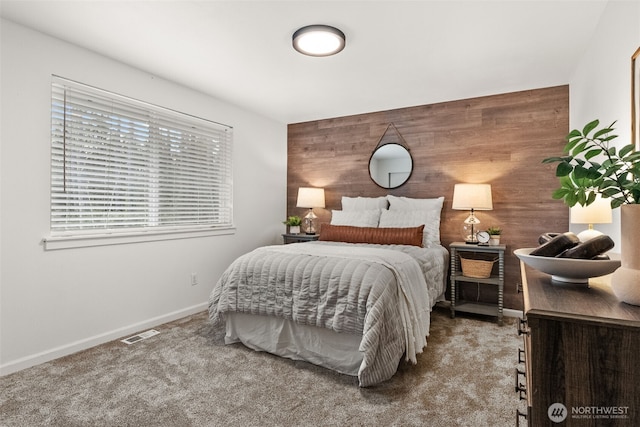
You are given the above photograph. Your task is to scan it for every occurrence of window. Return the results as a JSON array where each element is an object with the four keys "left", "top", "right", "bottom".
[{"left": 47, "top": 76, "right": 233, "bottom": 248}]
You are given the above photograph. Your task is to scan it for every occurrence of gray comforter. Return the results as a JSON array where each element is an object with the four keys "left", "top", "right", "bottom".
[{"left": 208, "top": 241, "right": 448, "bottom": 386}]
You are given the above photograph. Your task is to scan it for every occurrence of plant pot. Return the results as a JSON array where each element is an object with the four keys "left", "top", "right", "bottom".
[
  {"left": 611, "top": 204, "right": 640, "bottom": 306},
  {"left": 489, "top": 236, "right": 501, "bottom": 246},
  {"left": 289, "top": 226, "right": 300, "bottom": 235}
]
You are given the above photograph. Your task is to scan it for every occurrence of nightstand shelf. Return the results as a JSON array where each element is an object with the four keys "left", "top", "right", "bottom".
[
  {"left": 451, "top": 274, "right": 502, "bottom": 285},
  {"left": 282, "top": 233, "right": 319, "bottom": 244},
  {"left": 449, "top": 242, "right": 506, "bottom": 325},
  {"left": 454, "top": 301, "right": 500, "bottom": 317}
]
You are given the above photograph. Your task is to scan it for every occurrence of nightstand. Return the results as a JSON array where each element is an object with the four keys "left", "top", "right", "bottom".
[
  {"left": 449, "top": 242, "right": 506, "bottom": 325},
  {"left": 282, "top": 233, "right": 319, "bottom": 244}
]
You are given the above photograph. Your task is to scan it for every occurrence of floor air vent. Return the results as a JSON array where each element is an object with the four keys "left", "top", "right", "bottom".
[{"left": 121, "top": 329, "right": 160, "bottom": 345}]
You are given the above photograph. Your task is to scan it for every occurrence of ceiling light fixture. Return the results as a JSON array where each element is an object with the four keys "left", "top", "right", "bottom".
[{"left": 292, "top": 25, "right": 346, "bottom": 57}]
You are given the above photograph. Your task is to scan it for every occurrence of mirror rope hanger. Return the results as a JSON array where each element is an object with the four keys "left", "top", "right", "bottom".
[{"left": 373, "top": 123, "right": 410, "bottom": 151}]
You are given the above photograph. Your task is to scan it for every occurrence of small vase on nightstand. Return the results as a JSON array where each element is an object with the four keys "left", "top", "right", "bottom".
[{"left": 289, "top": 226, "right": 300, "bottom": 235}]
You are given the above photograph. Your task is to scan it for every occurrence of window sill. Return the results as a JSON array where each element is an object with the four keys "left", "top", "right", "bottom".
[{"left": 42, "top": 226, "right": 236, "bottom": 251}]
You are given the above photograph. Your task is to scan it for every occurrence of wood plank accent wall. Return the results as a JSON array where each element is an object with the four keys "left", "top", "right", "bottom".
[{"left": 287, "top": 86, "right": 569, "bottom": 310}]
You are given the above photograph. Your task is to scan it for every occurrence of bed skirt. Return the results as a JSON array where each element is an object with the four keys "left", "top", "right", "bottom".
[{"left": 224, "top": 312, "right": 364, "bottom": 376}]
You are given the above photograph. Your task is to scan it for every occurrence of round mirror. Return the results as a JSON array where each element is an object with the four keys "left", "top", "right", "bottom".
[{"left": 368, "top": 143, "right": 413, "bottom": 189}]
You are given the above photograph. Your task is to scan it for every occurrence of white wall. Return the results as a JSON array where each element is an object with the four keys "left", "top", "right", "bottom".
[
  {"left": 0, "top": 20, "right": 287, "bottom": 374},
  {"left": 568, "top": 0, "right": 640, "bottom": 249}
]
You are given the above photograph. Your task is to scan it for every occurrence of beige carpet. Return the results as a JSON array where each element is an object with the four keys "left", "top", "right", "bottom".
[{"left": 1, "top": 307, "right": 524, "bottom": 426}]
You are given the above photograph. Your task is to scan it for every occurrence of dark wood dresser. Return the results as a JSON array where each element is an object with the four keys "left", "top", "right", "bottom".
[{"left": 517, "top": 262, "right": 640, "bottom": 426}]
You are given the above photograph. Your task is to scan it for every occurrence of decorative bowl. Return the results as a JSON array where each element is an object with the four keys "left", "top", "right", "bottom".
[{"left": 514, "top": 248, "right": 621, "bottom": 284}]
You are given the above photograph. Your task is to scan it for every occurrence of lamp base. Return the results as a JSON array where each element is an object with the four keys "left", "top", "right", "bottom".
[
  {"left": 576, "top": 228, "right": 603, "bottom": 242},
  {"left": 461, "top": 214, "right": 480, "bottom": 245},
  {"left": 302, "top": 209, "right": 318, "bottom": 234}
]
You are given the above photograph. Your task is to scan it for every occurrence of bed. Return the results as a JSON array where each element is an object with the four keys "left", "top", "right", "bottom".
[{"left": 208, "top": 195, "right": 449, "bottom": 386}]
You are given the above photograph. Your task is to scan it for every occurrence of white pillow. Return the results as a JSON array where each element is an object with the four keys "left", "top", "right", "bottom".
[
  {"left": 379, "top": 209, "right": 441, "bottom": 246},
  {"left": 330, "top": 209, "right": 381, "bottom": 227},
  {"left": 341, "top": 196, "right": 388, "bottom": 211},
  {"left": 387, "top": 195, "right": 444, "bottom": 212}
]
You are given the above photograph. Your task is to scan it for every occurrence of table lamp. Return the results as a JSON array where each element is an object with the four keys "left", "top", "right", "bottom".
[
  {"left": 296, "top": 187, "right": 325, "bottom": 234},
  {"left": 452, "top": 183, "right": 493, "bottom": 244},
  {"left": 570, "top": 195, "right": 612, "bottom": 242}
]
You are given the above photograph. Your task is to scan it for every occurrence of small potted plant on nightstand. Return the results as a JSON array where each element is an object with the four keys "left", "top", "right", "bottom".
[
  {"left": 487, "top": 226, "right": 502, "bottom": 246},
  {"left": 283, "top": 216, "right": 302, "bottom": 234}
]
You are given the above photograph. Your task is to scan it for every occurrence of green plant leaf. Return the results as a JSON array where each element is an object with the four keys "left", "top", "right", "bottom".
[
  {"left": 619, "top": 144, "right": 635, "bottom": 158},
  {"left": 601, "top": 178, "right": 622, "bottom": 189},
  {"left": 584, "top": 148, "right": 602, "bottom": 160},
  {"left": 573, "top": 164, "right": 591, "bottom": 179},
  {"left": 624, "top": 151, "right": 640, "bottom": 161},
  {"left": 558, "top": 174, "right": 575, "bottom": 187},
  {"left": 542, "top": 156, "right": 570, "bottom": 164},
  {"left": 552, "top": 188, "right": 571, "bottom": 199},
  {"left": 593, "top": 127, "right": 614, "bottom": 139},
  {"left": 565, "top": 136, "right": 585, "bottom": 152},
  {"left": 556, "top": 162, "right": 573, "bottom": 177},
  {"left": 582, "top": 119, "right": 599, "bottom": 136},
  {"left": 611, "top": 198, "right": 625, "bottom": 208},
  {"left": 572, "top": 140, "right": 593, "bottom": 155},
  {"left": 565, "top": 191, "right": 579, "bottom": 206},
  {"left": 586, "top": 168, "right": 603, "bottom": 180},
  {"left": 601, "top": 187, "right": 621, "bottom": 198},
  {"left": 605, "top": 163, "right": 624, "bottom": 174},
  {"left": 566, "top": 129, "right": 582, "bottom": 140}
]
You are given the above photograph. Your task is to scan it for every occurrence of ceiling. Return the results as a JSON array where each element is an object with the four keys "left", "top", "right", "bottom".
[{"left": 0, "top": 0, "right": 609, "bottom": 124}]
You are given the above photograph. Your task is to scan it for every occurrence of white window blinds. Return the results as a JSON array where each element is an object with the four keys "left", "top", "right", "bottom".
[{"left": 50, "top": 77, "right": 233, "bottom": 234}]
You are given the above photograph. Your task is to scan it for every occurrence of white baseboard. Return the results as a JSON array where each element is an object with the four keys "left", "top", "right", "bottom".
[
  {"left": 503, "top": 307, "right": 524, "bottom": 318},
  {"left": 0, "top": 302, "right": 208, "bottom": 377}
]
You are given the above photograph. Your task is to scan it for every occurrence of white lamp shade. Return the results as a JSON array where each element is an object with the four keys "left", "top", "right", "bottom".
[
  {"left": 296, "top": 187, "right": 325, "bottom": 208},
  {"left": 452, "top": 184, "right": 493, "bottom": 210},
  {"left": 570, "top": 195, "right": 612, "bottom": 224}
]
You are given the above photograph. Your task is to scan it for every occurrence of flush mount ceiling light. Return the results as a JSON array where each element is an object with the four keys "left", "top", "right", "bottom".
[{"left": 292, "top": 25, "right": 346, "bottom": 57}]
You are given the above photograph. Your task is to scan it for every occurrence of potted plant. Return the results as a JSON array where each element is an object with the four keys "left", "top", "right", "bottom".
[
  {"left": 283, "top": 215, "right": 302, "bottom": 234},
  {"left": 487, "top": 226, "right": 502, "bottom": 246},
  {"left": 542, "top": 119, "right": 640, "bottom": 305},
  {"left": 542, "top": 120, "right": 640, "bottom": 208}
]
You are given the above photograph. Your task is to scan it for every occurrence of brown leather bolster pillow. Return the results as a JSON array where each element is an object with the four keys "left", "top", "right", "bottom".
[{"left": 319, "top": 224, "right": 424, "bottom": 247}]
